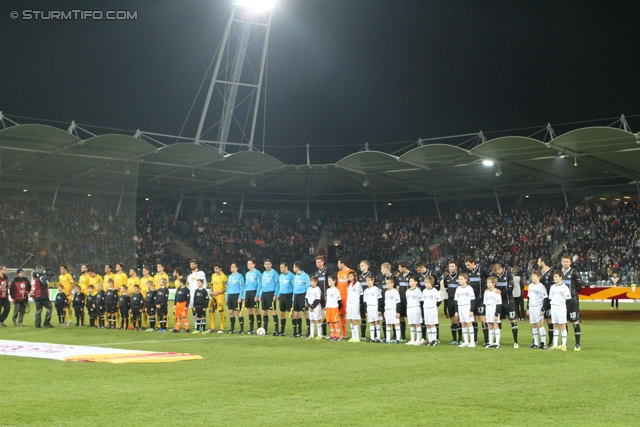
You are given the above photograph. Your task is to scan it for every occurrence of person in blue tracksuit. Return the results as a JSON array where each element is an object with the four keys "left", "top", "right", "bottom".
[
  {"left": 277, "top": 262, "right": 295, "bottom": 336},
  {"left": 245, "top": 259, "right": 262, "bottom": 334},
  {"left": 226, "top": 262, "right": 245, "bottom": 334},
  {"left": 292, "top": 262, "right": 311, "bottom": 338},
  {"left": 257, "top": 259, "right": 280, "bottom": 336}
]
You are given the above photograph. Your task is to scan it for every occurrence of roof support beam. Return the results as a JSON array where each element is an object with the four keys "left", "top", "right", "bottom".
[
  {"left": 548, "top": 142, "right": 639, "bottom": 181},
  {"left": 1, "top": 139, "right": 83, "bottom": 173},
  {"left": 141, "top": 157, "right": 225, "bottom": 185},
  {"left": 185, "top": 165, "right": 288, "bottom": 194}
]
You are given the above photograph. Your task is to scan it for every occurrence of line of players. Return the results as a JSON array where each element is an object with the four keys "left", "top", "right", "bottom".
[{"left": 51, "top": 254, "right": 583, "bottom": 350}]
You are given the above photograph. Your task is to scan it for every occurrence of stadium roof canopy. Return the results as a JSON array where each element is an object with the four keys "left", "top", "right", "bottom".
[{"left": 1, "top": 122, "right": 640, "bottom": 211}]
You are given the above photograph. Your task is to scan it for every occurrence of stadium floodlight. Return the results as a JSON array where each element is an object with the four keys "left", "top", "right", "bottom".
[
  {"left": 363, "top": 177, "right": 370, "bottom": 187},
  {"left": 223, "top": 201, "right": 228, "bottom": 205},
  {"left": 23, "top": 189, "right": 28, "bottom": 192},
  {"left": 574, "top": 157, "right": 578, "bottom": 167},
  {"left": 388, "top": 202, "right": 392, "bottom": 206},
  {"left": 482, "top": 159, "right": 494, "bottom": 166},
  {"left": 250, "top": 177, "right": 257, "bottom": 187},
  {"left": 234, "top": 0, "right": 276, "bottom": 11},
  {"left": 495, "top": 165, "right": 502, "bottom": 177}
]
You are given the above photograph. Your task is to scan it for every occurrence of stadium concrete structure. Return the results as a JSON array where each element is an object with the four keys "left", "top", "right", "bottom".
[{"left": 1, "top": 119, "right": 640, "bottom": 217}]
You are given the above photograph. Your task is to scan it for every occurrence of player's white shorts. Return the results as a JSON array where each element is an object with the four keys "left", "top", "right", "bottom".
[
  {"left": 423, "top": 307, "right": 438, "bottom": 325},
  {"left": 346, "top": 304, "right": 361, "bottom": 320},
  {"left": 550, "top": 305, "right": 567, "bottom": 324},
  {"left": 407, "top": 306, "right": 422, "bottom": 325},
  {"left": 458, "top": 304, "right": 474, "bottom": 323},
  {"left": 529, "top": 305, "right": 543, "bottom": 324},
  {"left": 485, "top": 305, "right": 498, "bottom": 323},
  {"left": 366, "top": 306, "right": 380, "bottom": 323},
  {"left": 385, "top": 309, "right": 399, "bottom": 325},
  {"left": 309, "top": 305, "right": 323, "bottom": 321}
]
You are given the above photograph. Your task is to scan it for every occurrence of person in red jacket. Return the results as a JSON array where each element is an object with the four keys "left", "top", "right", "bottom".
[
  {"left": 0, "top": 266, "right": 10, "bottom": 327},
  {"left": 10, "top": 269, "right": 31, "bottom": 327},
  {"left": 32, "top": 266, "right": 54, "bottom": 328}
]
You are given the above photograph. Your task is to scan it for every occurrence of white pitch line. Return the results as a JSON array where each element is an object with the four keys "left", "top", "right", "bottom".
[{"left": 88, "top": 335, "right": 255, "bottom": 346}]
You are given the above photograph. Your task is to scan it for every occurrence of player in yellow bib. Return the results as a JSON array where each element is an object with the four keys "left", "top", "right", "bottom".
[
  {"left": 140, "top": 266, "right": 154, "bottom": 327},
  {"left": 87, "top": 268, "right": 103, "bottom": 326},
  {"left": 127, "top": 268, "right": 140, "bottom": 295},
  {"left": 59, "top": 265, "right": 75, "bottom": 325},
  {"left": 113, "top": 263, "right": 128, "bottom": 326},
  {"left": 88, "top": 269, "right": 103, "bottom": 294},
  {"left": 154, "top": 263, "right": 169, "bottom": 293},
  {"left": 78, "top": 264, "right": 91, "bottom": 296},
  {"left": 126, "top": 268, "right": 140, "bottom": 329},
  {"left": 103, "top": 264, "right": 116, "bottom": 289},
  {"left": 208, "top": 262, "right": 228, "bottom": 333}
]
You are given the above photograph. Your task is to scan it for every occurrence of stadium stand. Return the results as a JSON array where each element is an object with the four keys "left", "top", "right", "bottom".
[{"left": 2, "top": 196, "right": 639, "bottom": 287}]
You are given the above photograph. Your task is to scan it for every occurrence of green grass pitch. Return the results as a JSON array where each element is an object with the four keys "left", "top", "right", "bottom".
[{"left": 1, "top": 302, "right": 638, "bottom": 426}]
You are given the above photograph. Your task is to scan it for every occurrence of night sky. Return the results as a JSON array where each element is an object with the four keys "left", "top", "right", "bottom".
[{"left": 2, "top": 0, "right": 639, "bottom": 165}]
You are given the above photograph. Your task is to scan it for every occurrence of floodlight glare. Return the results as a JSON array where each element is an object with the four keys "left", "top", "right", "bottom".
[
  {"left": 235, "top": 0, "right": 276, "bottom": 11},
  {"left": 482, "top": 159, "right": 494, "bottom": 166}
]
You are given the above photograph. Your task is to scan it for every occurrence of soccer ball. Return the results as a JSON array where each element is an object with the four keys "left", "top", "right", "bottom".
[{"left": 256, "top": 328, "right": 266, "bottom": 336}]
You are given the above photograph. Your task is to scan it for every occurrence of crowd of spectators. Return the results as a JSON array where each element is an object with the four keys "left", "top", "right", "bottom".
[
  {"left": 3, "top": 195, "right": 640, "bottom": 285},
  {"left": 164, "top": 208, "right": 323, "bottom": 271},
  {"left": 0, "top": 197, "right": 136, "bottom": 275}
]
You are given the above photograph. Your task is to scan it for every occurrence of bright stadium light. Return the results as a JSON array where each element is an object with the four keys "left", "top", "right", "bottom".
[
  {"left": 23, "top": 189, "right": 27, "bottom": 192},
  {"left": 235, "top": 0, "right": 276, "bottom": 11},
  {"left": 482, "top": 159, "right": 494, "bottom": 166}
]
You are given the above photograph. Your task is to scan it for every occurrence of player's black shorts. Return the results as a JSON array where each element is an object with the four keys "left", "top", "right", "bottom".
[
  {"left": 56, "top": 305, "right": 66, "bottom": 316},
  {"left": 293, "top": 293, "right": 306, "bottom": 312},
  {"left": 119, "top": 308, "right": 129, "bottom": 318},
  {"left": 194, "top": 304, "right": 206, "bottom": 317},
  {"left": 227, "top": 294, "right": 240, "bottom": 311},
  {"left": 261, "top": 292, "right": 275, "bottom": 310},
  {"left": 146, "top": 305, "right": 156, "bottom": 316},
  {"left": 498, "top": 299, "right": 516, "bottom": 321},
  {"left": 446, "top": 300, "right": 457, "bottom": 319},
  {"left": 245, "top": 291, "right": 257, "bottom": 309},
  {"left": 157, "top": 305, "right": 167, "bottom": 318},
  {"left": 73, "top": 305, "right": 84, "bottom": 315},
  {"left": 279, "top": 293, "right": 293, "bottom": 312},
  {"left": 94, "top": 306, "right": 104, "bottom": 316},
  {"left": 398, "top": 286, "right": 408, "bottom": 317},
  {"left": 131, "top": 307, "right": 142, "bottom": 318},
  {"left": 566, "top": 298, "right": 581, "bottom": 322},
  {"left": 106, "top": 303, "right": 116, "bottom": 314},
  {"left": 474, "top": 302, "right": 486, "bottom": 317},
  {"left": 360, "top": 295, "right": 367, "bottom": 319},
  {"left": 544, "top": 308, "right": 552, "bottom": 319}
]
